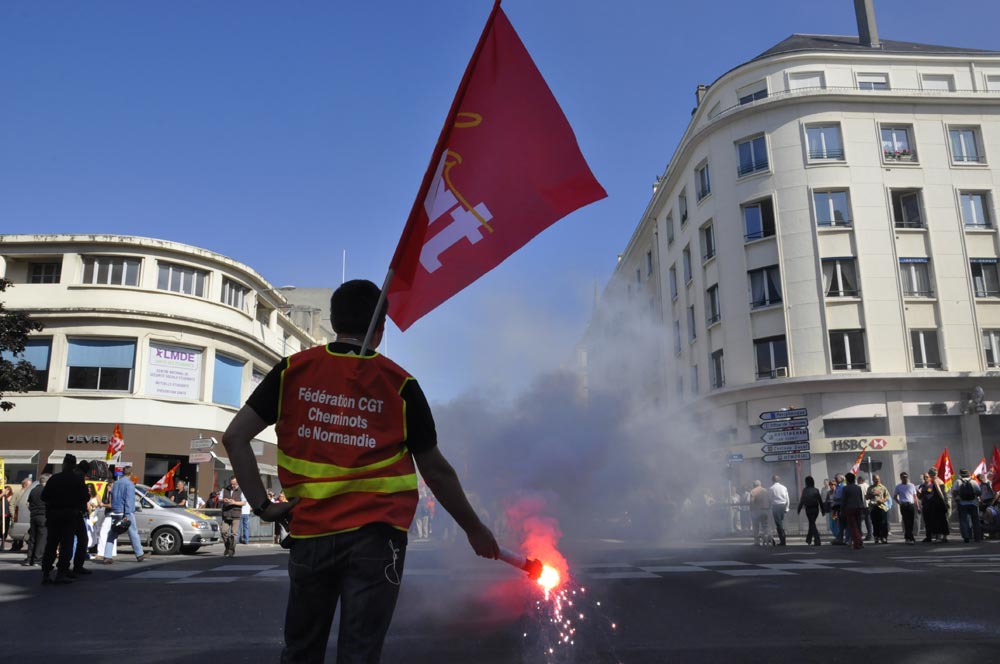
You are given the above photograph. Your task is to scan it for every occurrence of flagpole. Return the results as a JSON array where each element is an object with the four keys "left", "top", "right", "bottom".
[{"left": 360, "top": 0, "right": 503, "bottom": 356}]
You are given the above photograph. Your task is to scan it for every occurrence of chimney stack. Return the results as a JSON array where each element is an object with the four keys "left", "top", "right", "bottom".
[
  {"left": 695, "top": 84, "right": 709, "bottom": 106},
  {"left": 854, "top": 0, "right": 880, "bottom": 48}
]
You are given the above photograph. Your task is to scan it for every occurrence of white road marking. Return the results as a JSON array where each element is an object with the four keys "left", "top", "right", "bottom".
[
  {"left": 759, "top": 563, "right": 832, "bottom": 571},
  {"left": 640, "top": 566, "right": 710, "bottom": 573},
  {"left": 170, "top": 576, "right": 241, "bottom": 584},
  {"left": 686, "top": 561, "right": 749, "bottom": 567},
  {"left": 254, "top": 570, "right": 288, "bottom": 577},
  {"left": 211, "top": 565, "right": 278, "bottom": 572},
  {"left": 791, "top": 559, "right": 860, "bottom": 565},
  {"left": 843, "top": 566, "right": 915, "bottom": 574},
  {"left": 124, "top": 571, "right": 200, "bottom": 580},
  {"left": 719, "top": 568, "right": 795, "bottom": 576},
  {"left": 588, "top": 571, "right": 659, "bottom": 579}
]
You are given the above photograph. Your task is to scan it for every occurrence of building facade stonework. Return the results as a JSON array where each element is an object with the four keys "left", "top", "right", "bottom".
[
  {"left": 586, "top": 17, "right": 1000, "bottom": 489},
  {"left": 0, "top": 234, "right": 319, "bottom": 499}
]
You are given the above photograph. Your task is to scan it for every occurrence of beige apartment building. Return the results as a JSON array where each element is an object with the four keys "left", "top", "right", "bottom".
[
  {"left": 0, "top": 234, "right": 321, "bottom": 500},
  {"left": 586, "top": 5, "right": 1000, "bottom": 489}
]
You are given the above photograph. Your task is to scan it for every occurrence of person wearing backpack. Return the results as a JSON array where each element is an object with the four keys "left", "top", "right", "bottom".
[{"left": 952, "top": 469, "right": 983, "bottom": 543}]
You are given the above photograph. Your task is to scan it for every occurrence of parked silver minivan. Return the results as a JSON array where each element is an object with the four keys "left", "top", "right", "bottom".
[{"left": 10, "top": 480, "right": 220, "bottom": 555}]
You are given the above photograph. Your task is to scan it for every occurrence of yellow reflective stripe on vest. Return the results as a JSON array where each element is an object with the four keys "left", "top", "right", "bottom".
[
  {"left": 277, "top": 447, "right": 410, "bottom": 479},
  {"left": 282, "top": 474, "right": 418, "bottom": 500}
]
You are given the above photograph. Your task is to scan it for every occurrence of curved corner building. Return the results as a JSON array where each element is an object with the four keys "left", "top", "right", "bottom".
[
  {"left": 0, "top": 234, "right": 321, "bottom": 500},
  {"left": 590, "top": 7, "right": 1000, "bottom": 487}
]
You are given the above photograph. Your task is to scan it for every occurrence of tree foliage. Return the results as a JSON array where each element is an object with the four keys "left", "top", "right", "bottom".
[{"left": 0, "top": 278, "right": 45, "bottom": 411}]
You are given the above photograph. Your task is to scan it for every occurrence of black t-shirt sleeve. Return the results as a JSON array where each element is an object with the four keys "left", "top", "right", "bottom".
[
  {"left": 401, "top": 379, "right": 438, "bottom": 454},
  {"left": 246, "top": 359, "right": 287, "bottom": 425}
]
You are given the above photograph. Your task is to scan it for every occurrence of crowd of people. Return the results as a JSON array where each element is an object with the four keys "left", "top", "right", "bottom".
[{"left": 730, "top": 467, "right": 999, "bottom": 548}]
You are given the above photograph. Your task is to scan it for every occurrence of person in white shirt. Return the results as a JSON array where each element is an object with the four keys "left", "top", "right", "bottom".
[
  {"left": 856, "top": 475, "right": 873, "bottom": 541},
  {"left": 893, "top": 472, "right": 918, "bottom": 544},
  {"left": 239, "top": 494, "right": 252, "bottom": 545},
  {"left": 769, "top": 475, "right": 789, "bottom": 546}
]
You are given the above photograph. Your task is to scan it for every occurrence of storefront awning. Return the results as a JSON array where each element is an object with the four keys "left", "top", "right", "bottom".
[
  {"left": 47, "top": 450, "right": 111, "bottom": 464},
  {"left": 258, "top": 463, "right": 278, "bottom": 477},
  {"left": 211, "top": 451, "right": 232, "bottom": 470},
  {"left": 0, "top": 450, "right": 39, "bottom": 465}
]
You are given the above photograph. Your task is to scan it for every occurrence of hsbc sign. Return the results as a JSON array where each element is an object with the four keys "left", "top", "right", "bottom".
[{"left": 819, "top": 436, "right": 904, "bottom": 453}]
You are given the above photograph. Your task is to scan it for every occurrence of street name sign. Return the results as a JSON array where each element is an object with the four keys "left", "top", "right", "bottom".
[
  {"left": 759, "top": 408, "right": 808, "bottom": 421},
  {"left": 761, "top": 442, "right": 811, "bottom": 454},
  {"left": 188, "top": 452, "right": 213, "bottom": 464},
  {"left": 760, "top": 418, "right": 809, "bottom": 431},
  {"left": 727, "top": 454, "right": 745, "bottom": 463},
  {"left": 190, "top": 437, "right": 217, "bottom": 450},
  {"left": 761, "top": 429, "right": 810, "bottom": 444},
  {"left": 762, "top": 452, "right": 811, "bottom": 463}
]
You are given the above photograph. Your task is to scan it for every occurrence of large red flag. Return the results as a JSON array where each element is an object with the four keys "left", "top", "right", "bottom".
[
  {"left": 989, "top": 445, "right": 1000, "bottom": 493},
  {"left": 387, "top": 3, "right": 606, "bottom": 330},
  {"left": 935, "top": 448, "right": 954, "bottom": 492},
  {"left": 105, "top": 423, "right": 125, "bottom": 461},
  {"left": 149, "top": 462, "right": 181, "bottom": 494}
]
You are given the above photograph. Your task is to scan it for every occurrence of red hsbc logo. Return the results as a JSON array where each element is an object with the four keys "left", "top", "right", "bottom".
[{"left": 869, "top": 438, "right": 888, "bottom": 450}]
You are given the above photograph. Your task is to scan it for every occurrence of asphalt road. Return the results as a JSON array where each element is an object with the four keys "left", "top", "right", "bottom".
[{"left": 2, "top": 535, "right": 998, "bottom": 663}]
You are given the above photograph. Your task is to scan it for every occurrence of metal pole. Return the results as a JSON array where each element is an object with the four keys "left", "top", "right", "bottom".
[{"left": 360, "top": 268, "right": 394, "bottom": 357}]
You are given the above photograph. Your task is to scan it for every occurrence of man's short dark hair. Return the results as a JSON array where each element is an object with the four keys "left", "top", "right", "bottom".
[{"left": 330, "top": 280, "right": 387, "bottom": 336}]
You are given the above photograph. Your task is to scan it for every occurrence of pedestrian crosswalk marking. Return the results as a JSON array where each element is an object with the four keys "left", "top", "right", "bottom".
[
  {"left": 254, "top": 570, "right": 288, "bottom": 577},
  {"left": 843, "top": 566, "right": 914, "bottom": 574},
  {"left": 719, "top": 568, "right": 795, "bottom": 577},
  {"left": 171, "top": 576, "right": 241, "bottom": 584},
  {"left": 125, "top": 571, "right": 200, "bottom": 580},
  {"left": 588, "top": 571, "right": 659, "bottom": 579},
  {"left": 760, "top": 563, "right": 832, "bottom": 571},
  {"left": 639, "top": 566, "right": 710, "bottom": 573},
  {"left": 687, "top": 560, "right": 748, "bottom": 567},
  {"left": 212, "top": 565, "right": 277, "bottom": 572}
]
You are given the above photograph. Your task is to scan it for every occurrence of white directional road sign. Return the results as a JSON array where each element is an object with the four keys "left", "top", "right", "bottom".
[
  {"left": 761, "top": 429, "right": 810, "bottom": 444},
  {"left": 188, "top": 452, "right": 213, "bottom": 463},
  {"left": 761, "top": 442, "right": 812, "bottom": 454},
  {"left": 762, "top": 452, "right": 811, "bottom": 463},
  {"left": 759, "top": 408, "right": 808, "bottom": 421},
  {"left": 190, "top": 437, "right": 217, "bottom": 450},
  {"left": 760, "top": 418, "right": 809, "bottom": 431}
]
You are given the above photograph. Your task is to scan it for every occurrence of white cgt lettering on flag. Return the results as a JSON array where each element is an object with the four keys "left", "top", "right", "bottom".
[{"left": 419, "top": 154, "right": 494, "bottom": 273}]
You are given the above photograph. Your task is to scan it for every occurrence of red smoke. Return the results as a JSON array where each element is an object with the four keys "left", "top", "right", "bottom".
[{"left": 504, "top": 492, "right": 569, "bottom": 584}]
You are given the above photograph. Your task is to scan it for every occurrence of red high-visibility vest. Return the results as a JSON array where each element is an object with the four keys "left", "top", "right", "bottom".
[{"left": 275, "top": 345, "right": 418, "bottom": 537}]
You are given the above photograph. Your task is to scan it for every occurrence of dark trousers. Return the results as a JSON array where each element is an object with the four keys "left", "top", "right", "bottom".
[
  {"left": 957, "top": 504, "right": 983, "bottom": 541},
  {"left": 281, "top": 524, "right": 407, "bottom": 664},
  {"left": 804, "top": 507, "right": 821, "bottom": 544},
  {"left": 771, "top": 506, "right": 787, "bottom": 544},
  {"left": 871, "top": 507, "right": 888, "bottom": 540},
  {"left": 899, "top": 503, "right": 916, "bottom": 542},
  {"left": 844, "top": 508, "right": 863, "bottom": 549},
  {"left": 25, "top": 515, "right": 47, "bottom": 563},
  {"left": 41, "top": 512, "right": 76, "bottom": 574},
  {"left": 73, "top": 515, "right": 88, "bottom": 570},
  {"left": 862, "top": 507, "right": 872, "bottom": 537}
]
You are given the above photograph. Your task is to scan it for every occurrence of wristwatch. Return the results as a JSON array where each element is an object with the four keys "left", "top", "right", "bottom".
[{"left": 252, "top": 498, "right": 272, "bottom": 517}]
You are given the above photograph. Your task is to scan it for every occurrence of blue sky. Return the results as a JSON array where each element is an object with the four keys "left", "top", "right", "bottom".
[{"left": 2, "top": 1, "right": 998, "bottom": 403}]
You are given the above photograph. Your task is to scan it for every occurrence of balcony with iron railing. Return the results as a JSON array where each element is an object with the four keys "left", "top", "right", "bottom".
[
  {"left": 953, "top": 153, "right": 988, "bottom": 164},
  {"left": 737, "top": 159, "right": 769, "bottom": 177},
  {"left": 808, "top": 148, "right": 845, "bottom": 160},
  {"left": 894, "top": 219, "right": 924, "bottom": 229}
]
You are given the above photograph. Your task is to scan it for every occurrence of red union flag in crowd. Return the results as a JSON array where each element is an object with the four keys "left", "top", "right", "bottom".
[
  {"left": 973, "top": 457, "right": 988, "bottom": 478},
  {"left": 105, "top": 423, "right": 125, "bottom": 461},
  {"left": 935, "top": 447, "right": 954, "bottom": 492},
  {"left": 849, "top": 444, "right": 868, "bottom": 475},
  {"left": 149, "top": 462, "right": 181, "bottom": 494},
  {"left": 989, "top": 445, "right": 1000, "bottom": 492},
  {"left": 386, "top": 2, "right": 606, "bottom": 330}
]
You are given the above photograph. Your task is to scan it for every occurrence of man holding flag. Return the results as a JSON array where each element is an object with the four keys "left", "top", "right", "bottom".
[
  {"left": 223, "top": 280, "right": 499, "bottom": 661},
  {"left": 222, "top": 1, "right": 605, "bottom": 658}
]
